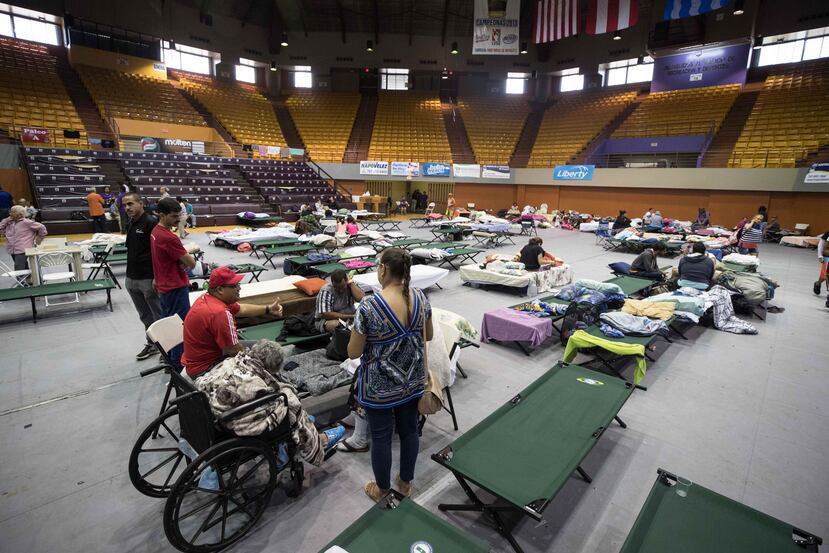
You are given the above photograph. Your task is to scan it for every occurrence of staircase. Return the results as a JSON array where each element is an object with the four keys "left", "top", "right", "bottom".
[
  {"left": 509, "top": 102, "right": 549, "bottom": 168},
  {"left": 50, "top": 47, "right": 116, "bottom": 143},
  {"left": 701, "top": 90, "right": 760, "bottom": 167},
  {"left": 343, "top": 94, "right": 377, "bottom": 163},
  {"left": 571, "top": 96, "right": 643, "bottom": 165},
  {"left": 98, "top": 160, "right": 128, "bottom": 190},
  {"left": 174, "top": 85, "right": 244, "bottom": 157},
  {"left": 270, "top": 99, "right": 305, "bottom": 150},
  {"left": 440, "top": 100, "right": 476, "bottom": 164}
]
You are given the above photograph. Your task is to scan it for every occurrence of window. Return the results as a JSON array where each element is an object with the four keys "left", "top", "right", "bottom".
[
  {"left": 605, "top": 56, "right": 653, "bottom": 86},
  {"left": 380, "top": 68, "right": 408, "bottom": 90},
  {"left": 560, "top": 73, "right": 584, "bottom": 92},
  {"left": 505, "top": 72, "right": 528, "bottom": 95},
  {"left": 0, "top": 6, "right": 60, "bottom": 45},
  {"left": 161, "top": 41, "right": 213, "bottom": 75},
  {"left": 235, "top": 59, "right": 256, "bottom": 84},
  {"left": 757, "top": 26, "right": 829, "bottom": 67},
  {"left": 294, "top": 66, "right": 312, "bottom": 88}
]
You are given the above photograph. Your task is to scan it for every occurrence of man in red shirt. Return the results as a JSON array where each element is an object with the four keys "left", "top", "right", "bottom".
[
  {"left": 86, "top": 187, "right": 107, "bottom": 234},
  {"left": 151, "top": 197, "right": 196, "bottom": 368},
  {"left": 182, "top": 266, "right": 283, "bottom": 378}
]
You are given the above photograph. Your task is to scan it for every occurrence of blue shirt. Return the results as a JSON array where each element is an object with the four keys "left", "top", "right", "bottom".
[{"left": 0, "top": 191, "right": 12, "bottom": 209}]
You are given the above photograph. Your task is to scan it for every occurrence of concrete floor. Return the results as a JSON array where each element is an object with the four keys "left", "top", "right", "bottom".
[{"left": 1, "top": 222, "right": 827, "bottom": 553}]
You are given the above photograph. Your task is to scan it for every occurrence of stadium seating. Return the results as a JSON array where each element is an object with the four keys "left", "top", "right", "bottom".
[
  {"left": 529, "top": 89, "right": 637, "bottom": 167},
  {"left": 729, "top": 61, "right": 829, "bottom": 168},
  {"left": 613, "top": 84, "right": 740, "bottom": 138},
  {"left": 368, "top": 92, "right": 451, "bottom": 163},
  {"left": 286, "top": 91, "right": 360, "bottom": 163},
  {"left": 75, "top": 65, "right": 206, "bottom": 126},
  {"left": 0, "top": 37, "right": 87, "bottom": 148},
  {"left": 178, "top": 73, "right": 287, "bottom": 151},
  {"left": 458, "top": 96, "right": 530, "bottom": 165}
]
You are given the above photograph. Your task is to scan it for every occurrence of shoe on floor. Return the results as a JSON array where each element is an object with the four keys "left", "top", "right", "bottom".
[
  {"left": 323, "top": 425, "right": 346, "bottom": 450},
  {"left": 136, "top": 344, "right": 156, "bottom": 360},
  {"left": 337, "top": 439, "right": 369, "bottom": 453},
  {"left": 814, "top": 281, "right": 822, "bottom": 295}
]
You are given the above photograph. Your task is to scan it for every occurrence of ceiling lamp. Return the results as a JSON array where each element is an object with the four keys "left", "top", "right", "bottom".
[
  {"left": 280, "top": 33, "right": 288, "bottom": 47},
  {"left": 733, "top": 0, "right": 745, "bottom": 15},
  {"left": 366, "top": 40, "right": 374, "bottom": 52},
  {"left": 451, "top": 41, "right": 459, "bottom": 55},
  {"left": 520, "top": 42, "right": 528, "bottom": 54},
  {"left": 613, "top": 31, "right": 621, "bottom": 41},
  {"left": 270, "top": 61, "right": 277, "bottom": 72}
]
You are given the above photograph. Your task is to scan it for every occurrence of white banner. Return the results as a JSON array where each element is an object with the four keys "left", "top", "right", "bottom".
[
  {"left": 391, "top": 161, "right": 420, "bottom": 177},
  {"left": 482, "top": 164, "right": 511, "bottom": 179},
  {"left": 359, "top": 160, "right": 389, "bottom": 175},
  {"left": 191, "top": 141, "right": 205, "bottom": 154},
  {"left": 453, "top": 163, "right": 481, "bottom": 178},
  {"left": 473, "top": 0, "right": 520, "bottom": 55}
]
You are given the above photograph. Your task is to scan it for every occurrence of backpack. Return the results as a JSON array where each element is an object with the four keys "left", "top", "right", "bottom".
[
  {"left": 278, "top": 312, "right": 319, "bottom": 339},
  {"left": 559, "top": 302, "right": 603, "bottom": 345}
]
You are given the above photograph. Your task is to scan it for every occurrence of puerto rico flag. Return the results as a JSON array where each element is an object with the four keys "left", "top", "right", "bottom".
[
  {"left": 664, "top": 0, "right": 731, "bottom": 20},
  {"left": 534, "top": 0, "right": 579, "bottom": 44},
  {"left": 586, "top": 0, "right": 639, "bottom": 35}
]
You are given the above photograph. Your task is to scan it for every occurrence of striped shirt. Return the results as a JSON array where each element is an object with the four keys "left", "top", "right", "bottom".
[
  {"left": 315, "top": 283, "right": 356, "bottom": 321},
  {"left": 741, "top": 223, "right": 764, "bottom": 244}
]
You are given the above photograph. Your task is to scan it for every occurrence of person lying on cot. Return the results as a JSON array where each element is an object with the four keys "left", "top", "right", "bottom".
[{"left": 194, "top": 339, "right": 345, "bottom": 466}]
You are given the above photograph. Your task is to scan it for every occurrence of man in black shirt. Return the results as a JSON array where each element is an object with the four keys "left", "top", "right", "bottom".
[
  {"left": 124, "top": 193, "right": 162, "bottom": 360},
  {"left": 519, "top": 237, "right": 547, "bottom": 271},
  {"left": 630, "top": 242, "right": 667, "bottom": 280}
]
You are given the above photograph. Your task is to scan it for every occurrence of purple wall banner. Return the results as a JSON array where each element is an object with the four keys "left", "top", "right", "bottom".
[
  {"left": 600, "top": 135, "right": 708, "bottom": 154},
  {"left": 650, "top": 43, "right": 750, "bottom": 93}
]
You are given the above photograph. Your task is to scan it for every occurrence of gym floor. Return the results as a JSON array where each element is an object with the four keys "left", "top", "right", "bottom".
[{"left": 1, "top": 222, "right": 827, "bottom": 553}]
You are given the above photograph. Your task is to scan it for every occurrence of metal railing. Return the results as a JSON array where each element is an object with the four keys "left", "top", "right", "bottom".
[
  {"left": 703, "top": 147, "right": 820, "bottom": 168},
  {"left": 613, "top": 121, "right": 717, "bottom": 138},
  {"left": 588, "top": 152, "right": 703, "bottom": 168},
  {"left": 307, "top": 158, "right": 351, "bottom": 199}
]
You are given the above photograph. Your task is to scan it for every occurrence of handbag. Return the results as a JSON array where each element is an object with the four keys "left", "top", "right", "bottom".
[
  {"left": 325, "top": 324, "right": 351, "bottom": 361},
  {"left": 418, "top": 292, "right": 443, "bottom": 416}
]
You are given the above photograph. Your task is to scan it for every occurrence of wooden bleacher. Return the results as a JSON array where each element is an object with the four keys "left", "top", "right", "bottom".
[
  {"left": 0, "top": 37, "right": 87, "bottom": 148},
  {"left": 368, "top": 91, "right": 451, "bottom": 163},
  {"left": 613, "top": 84, "right": 740, "bottom": 138},
  {"left": 457, "top": 96, "right": 530, "bottom": 165},
  {"left": 528, "top": 89, "right": 637, "bottom": 167},
  {"left": 178, "top": 73, "right": 286, "bottom": 152},
  {"left": 76, "top": 64, "right": 206, "bottom": 127},
  {"left": 286, "top": 91, "right": 360, "bottom": 163},
  {"left": 729, "top": 61, "right": 829, "bottom": 168}
]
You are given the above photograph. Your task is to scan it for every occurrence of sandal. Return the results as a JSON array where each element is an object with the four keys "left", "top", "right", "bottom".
[
  {"left": 364, "top": 481, "right": 388, "bottom": 502},
  {"left": 337, "top": 439, "right": 369, "bottom": 453}
]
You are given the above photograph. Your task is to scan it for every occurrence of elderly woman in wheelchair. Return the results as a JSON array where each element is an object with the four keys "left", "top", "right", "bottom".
[{"left": 129, "top": 339, "right": 345, "bottom": 553}]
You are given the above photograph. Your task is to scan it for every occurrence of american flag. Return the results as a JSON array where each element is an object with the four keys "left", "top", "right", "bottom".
[{"left": 535, "top": 0, "right": 579, "bottom": 44}]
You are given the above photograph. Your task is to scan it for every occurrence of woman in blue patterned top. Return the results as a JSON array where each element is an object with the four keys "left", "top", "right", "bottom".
[{"left": 348, "top": 248, "right": 433, "bottom": 502}]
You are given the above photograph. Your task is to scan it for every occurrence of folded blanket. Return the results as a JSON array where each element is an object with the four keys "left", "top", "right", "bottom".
[
  {"left": 622, "top": 299, "right": 676, "bottom": 320},
  {"left": 722, "top": 253, "right": 760, "bottom": 266},
  {"left": 576, "top": 278, "right": 625, "bottom": 296},
  {"left": 601, "top": 311, "right": 669, "bottom": 336}
]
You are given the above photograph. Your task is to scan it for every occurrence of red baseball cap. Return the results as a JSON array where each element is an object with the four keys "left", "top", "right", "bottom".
[{"left": 209, "top": 266, "right": 244, "bottom": 288}]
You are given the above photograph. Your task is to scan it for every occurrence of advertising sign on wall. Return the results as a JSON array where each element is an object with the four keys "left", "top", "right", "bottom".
[
  {"left": 391, "top": 162, "right": 420, "bottom": 177},
  {"left": 359, "top": 160, "right": 390, "bottom": 175},
  {"left": 804, "top": 163, "right": 829, "bottom": 184},
  {"left": 453, "top": 163, "right": 482, "bottom": 178},
  {"left": 141, "top": 137, "right": 161, "bottom": 152},
  {"left": 472, "top": 0, "right": 520, "bottom": 55},
  {"left": 482, "top": 164, "right": 511, "bottom": 179},
  {"left": 650, "top": 43, "right": 751, "bottom": 92},
  {"left": 554, "top": 164, "right": 595, "bottom": 181},
  {"left": 21, "top": 127, "right": 51, "bottom": 143},
  {"left": 421, "top": 162, "right": 452, "bottom": 177}
]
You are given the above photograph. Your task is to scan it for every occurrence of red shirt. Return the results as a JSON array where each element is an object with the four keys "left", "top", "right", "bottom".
[
  {"left": 182, "top": 293, "right": 241, "bottom": 377},
  {"left": 150, "top": 225, "right": 189, "bottom": 293}
]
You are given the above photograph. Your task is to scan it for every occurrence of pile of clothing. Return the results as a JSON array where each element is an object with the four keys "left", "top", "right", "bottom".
[
  {"left": 598, "top": 311, "right": 670, "bottom": 337},
  {"left": 513, "top": 300, "right": 570, "bottom": 318},
  {"left": 552, "top": 279, "right": 626, "bottom": 310}
]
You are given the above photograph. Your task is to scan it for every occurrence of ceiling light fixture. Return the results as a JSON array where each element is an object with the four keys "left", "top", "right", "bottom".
[
  {"left": 451, "top": 41, "right": 459, "bottom": 55},
  {"left": 613, "top": 31, "right": 621, "bottom": 41},
  {"left": 520, "top": 42, "right": 528, "bottom": 54},
  {"left": 733, "top": 0, "right": 745, "bottom": 15},
  {"left": 280, "top": 33, "right": 288, "bottom": 47},
  {"left": 270, "top": 61, "right": 277, "bottom": 71},
  {"left": 366, "top": 40, "right": 374, "bottom": 52}
]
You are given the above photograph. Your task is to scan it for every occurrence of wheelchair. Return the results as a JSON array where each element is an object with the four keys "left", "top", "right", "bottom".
[{"left": 129, "top": 352, "right": 308, "bottom": 552}]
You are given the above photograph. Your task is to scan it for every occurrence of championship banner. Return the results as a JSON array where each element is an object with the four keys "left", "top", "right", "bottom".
[
  {"left": 360, "top": 161, "right": 389, "bottom": 175},
  {"left": 391, "top": 162, "right": 420, "bottom": 177},
  {"left": 473, "top": 0, "right": 520, "bottom": 55},
  {"left": 21, "top": 127, "right": 51, "bottom": 143},
  {"left": 482, "top": 164, "right": 511, "bottom": 179},
  {"left": 453, "top": 163, "right": 481, "bottom": 178},
  {"left": 650, "top": 43, "right": 750, "bottom": 92},
  {"left": 422, "top": 162, "right": 452, "bottom": 178}
]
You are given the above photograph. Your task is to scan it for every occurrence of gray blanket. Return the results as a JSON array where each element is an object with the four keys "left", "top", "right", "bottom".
[{"left": 282, "top": 349, "right": 352, "bottom": 395}]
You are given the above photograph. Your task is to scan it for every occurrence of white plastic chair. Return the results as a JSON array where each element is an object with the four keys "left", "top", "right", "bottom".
[
  {"left": 0, "top": 259, "right": 31, "bottom": 288},
  {"left": 38, "top": 252, "right": 79, "bottom": 306},
  {"left": 794, "top": 223, "right": 809, "bottom": 235},
  {"left": 146, "top": 315, "right": 184, "bottom": 366},
  {"left": 424, "top": 202, "right": 435, "bottom": 215},
  {"left": 467, "top": 203, "right": 476, "bottom": 210}
]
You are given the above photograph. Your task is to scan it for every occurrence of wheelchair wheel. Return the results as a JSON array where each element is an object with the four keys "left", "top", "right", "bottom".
[
  {"left": 163, "top": 438, "right": 278, "bottom": 553},
  {"left": 129, "top": 405, "right": 186, "bottom": 498}
]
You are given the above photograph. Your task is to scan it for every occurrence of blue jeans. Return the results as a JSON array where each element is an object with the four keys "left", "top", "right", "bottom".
[
  {"left": 363, "top": 396, "right": 420, "bottom": 490},
  {"left": 159, "top": 286, "right": 191, "bottom": 369}
]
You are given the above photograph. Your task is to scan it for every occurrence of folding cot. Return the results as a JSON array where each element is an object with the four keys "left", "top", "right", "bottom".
[
  {"left": 0, "top": 279, "right": 116, "bottom": 323},
  {"left": 426, "top": 247, "right": 484, "bottom": 270},
  {"left": 190, "top": 263, "right": 268, "bottom": 283},
  {"left": 481, "top": 296, "right": 571, "bottom": 355},
  {"left": 236, "top": 214, "right": 283, "bottom": 227},
  {"left": 381, "top": 238, "right": 433, "bottom": 250},
  {"left": 432, "top": 362, "right": 633, "bottom": 553},
  {"left": 604, "top": 274, "right": 658, "bottom": 297},
  {"left": 620, "top": 469, "right": 822, "bottom": 553},
  {"left": 312, "top": 260, "right": 377, "bottom": 278},
  {"left": 249, "top": 237, "right": 299, "bottom": 257},
  {"left": 237, "top": 319, "right": 328, "bottom": 347},
  {"left": 429, "top": 226, "right": 466, "bottom": 242},
  {"left": 359, "top": 219, "right": 402, "bottom": 231},
  {"left": 721, "top": 260, "right": 757, "bottom": 273},
  {"left": 319, "top": 491, "right": 490, "bottom": 553},
  {"left": 260, "top": 244, "right": 319, "bottom": 269},
  {"left": 283, "top": 254, "right": 340, "bottom": 276}
]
